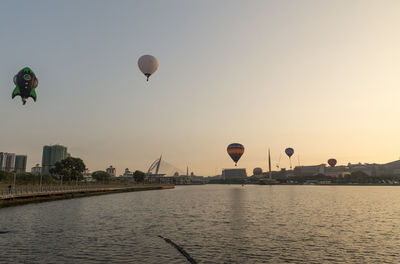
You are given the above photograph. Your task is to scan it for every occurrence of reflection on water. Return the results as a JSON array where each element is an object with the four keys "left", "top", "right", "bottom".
[
  {"left": 230, "top": 187, "right": 246, "bottom": 228},
  {"left": 1, "top": 185, "right": 400, "bottom": 263}
]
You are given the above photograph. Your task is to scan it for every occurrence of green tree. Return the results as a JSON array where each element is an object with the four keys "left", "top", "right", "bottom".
[
  {"left": 133, "top": 170, "right": 146, "bottom": 183},
  {"left": 0, "top": 170, "right": 14, "bottom": 184},
  {"left": 92, "top": 170, "right": 111, "bottom": 183},
  {"left": 346, "top": 170, "right": 369, "bottom": 183},
  {"left": 50, "top": 157, "right": 86, "bottom": 182}
]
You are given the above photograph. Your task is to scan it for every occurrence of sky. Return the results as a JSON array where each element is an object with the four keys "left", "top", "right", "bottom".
[{"left": 1, "top": 0, "right": 400, "bottom": 176}]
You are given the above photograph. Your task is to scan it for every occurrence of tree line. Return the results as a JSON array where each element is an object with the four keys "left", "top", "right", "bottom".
[{"left": 0, "top": 157, "right": 146, "bottom": 184}]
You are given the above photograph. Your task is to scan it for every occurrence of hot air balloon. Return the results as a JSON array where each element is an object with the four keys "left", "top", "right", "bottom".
[
  {"left": 328, "top": 159, "right": 337, "bottom": 167},
  {"left": 227, "top": 143, "right": 244, "bottom": 166},
  {"left": 285, "top": 148, "right": 294, "bottom": 158},
  {"left": 253, "top": 167, "right": 262, "bottom": 176},
  {"left": 285, "top": 147, "right": 294, "bottom": 169},
  {"left": 138, "top": 55, "right": 158, "bottom": 81},
  {"left": 12, "top": 67, "right": 38, "bottom": 105}
]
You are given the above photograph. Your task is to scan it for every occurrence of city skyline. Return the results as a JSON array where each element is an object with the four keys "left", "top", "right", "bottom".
[
  {"left": 1, "top": 1, "right": 400, "bottom": 175},
  {"left": 3, "top": 144, "right": 400, "bottom": 177}
]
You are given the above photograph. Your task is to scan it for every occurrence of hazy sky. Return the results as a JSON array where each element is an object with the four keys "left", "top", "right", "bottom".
[{"left": 1, "top": 0, "right": 400, "bottom": 176}]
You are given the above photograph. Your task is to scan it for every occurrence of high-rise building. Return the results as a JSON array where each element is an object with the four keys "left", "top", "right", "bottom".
[
  {"left": 0, "top": 153, "right": 6, "bottom": 170},
  {"left": 106, "top": 166, "right": 116, "bottom": 177},
  {"left": 31, "top": 164, "right": 42, "bottom": 175},
  {"left": 0, "top": 152, "right": 16, "bottom": 172},
  {"left": 41, "top": 145, "right": 70, "bottom": 175},
  {"left": 15, "top": 155, "right": 27, "bottom": 173}
]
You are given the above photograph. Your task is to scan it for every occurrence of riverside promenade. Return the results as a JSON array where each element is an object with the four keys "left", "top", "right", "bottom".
[{"left": 0, "top": 184, "right": 174, "bottom": 208}]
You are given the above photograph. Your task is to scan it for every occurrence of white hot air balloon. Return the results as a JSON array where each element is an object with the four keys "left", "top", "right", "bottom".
[{"left": 138, "top": 55, "right": 158, "bottom": 81}]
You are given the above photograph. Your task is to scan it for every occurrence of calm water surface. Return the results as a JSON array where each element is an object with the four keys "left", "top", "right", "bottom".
[{"left": 1, "top": 185, "right": 400, "bottom": 263}]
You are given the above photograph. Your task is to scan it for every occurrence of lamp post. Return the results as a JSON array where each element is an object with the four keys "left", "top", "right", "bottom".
[
  {"left": 39, "top": 173, "right": 43, "bottom": 191},
  {"left": 13, "top": 171, "right": 16, "bottom": 194}
]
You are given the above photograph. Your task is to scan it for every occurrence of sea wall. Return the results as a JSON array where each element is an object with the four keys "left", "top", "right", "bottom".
[{"left": 0, "top": 185, "right": 174, "bottom": 208}]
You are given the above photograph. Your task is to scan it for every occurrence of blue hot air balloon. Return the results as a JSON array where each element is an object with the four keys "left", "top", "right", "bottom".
[
  {"left": 285, "top": 147, "right": 294, "bottom": 169},
  {"left": 285, "top": 148, "right": 294, "bottom": 158}
]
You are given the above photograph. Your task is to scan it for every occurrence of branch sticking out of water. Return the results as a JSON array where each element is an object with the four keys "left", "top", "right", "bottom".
[{"left": 158, "top": 235, "right": 197, "bottom": 264}]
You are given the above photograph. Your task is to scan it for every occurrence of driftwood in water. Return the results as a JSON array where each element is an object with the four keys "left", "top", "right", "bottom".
[{"left": 158, "top": 235, "right": 197, "bottom": 264}]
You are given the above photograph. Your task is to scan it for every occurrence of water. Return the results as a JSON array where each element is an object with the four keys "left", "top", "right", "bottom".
[{"left": 1, "top": 185, "right": 400, "bottom": 263}]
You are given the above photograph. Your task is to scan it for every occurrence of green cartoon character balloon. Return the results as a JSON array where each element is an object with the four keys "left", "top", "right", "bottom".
[{"left": 12, "top": 67, "right": 38, "bottom": 105}]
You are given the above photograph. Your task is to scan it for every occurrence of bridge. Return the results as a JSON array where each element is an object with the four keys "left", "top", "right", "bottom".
[
  {"left": 147, "top": 155, "right": 186, "bottom": 177},
  {"left": 146, "top": 155, "right": 192, "bottom": 185}
]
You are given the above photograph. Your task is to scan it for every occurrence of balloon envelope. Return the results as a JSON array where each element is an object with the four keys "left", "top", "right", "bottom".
[
  {"left": 328, "top": 158, "right": 337, "bottom": 167},
  {"left": 285, "top": 147, "right": 294, "bottom": 158},
  {"left": 253, "top": 167, "right": 262, "bottom": 175},
  {"left": 227, "top": 143, "right": 244, "bottom": 165},
  {"left": 138, "top": 55, "right": 158, "bottom": 81},
  {"left": 11, "top": 67, "right": 38, "bottom": 105}
]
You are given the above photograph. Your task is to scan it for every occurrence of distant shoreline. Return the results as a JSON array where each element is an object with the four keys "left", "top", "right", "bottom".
[
  {"left": 207, "top": 183, "right": 400, "bottom": 186},
  {"left": 0, "top": 185, "right": 174, "bottom": 209}
]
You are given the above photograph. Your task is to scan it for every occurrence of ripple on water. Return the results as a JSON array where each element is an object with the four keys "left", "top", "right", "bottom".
[{"left": 2, "top": 185, "right": 400, "bottom": 263}]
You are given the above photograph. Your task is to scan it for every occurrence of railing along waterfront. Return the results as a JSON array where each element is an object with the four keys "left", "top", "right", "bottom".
[{"left": 0, "top": 184, "right": 152, "bottom": 199}]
